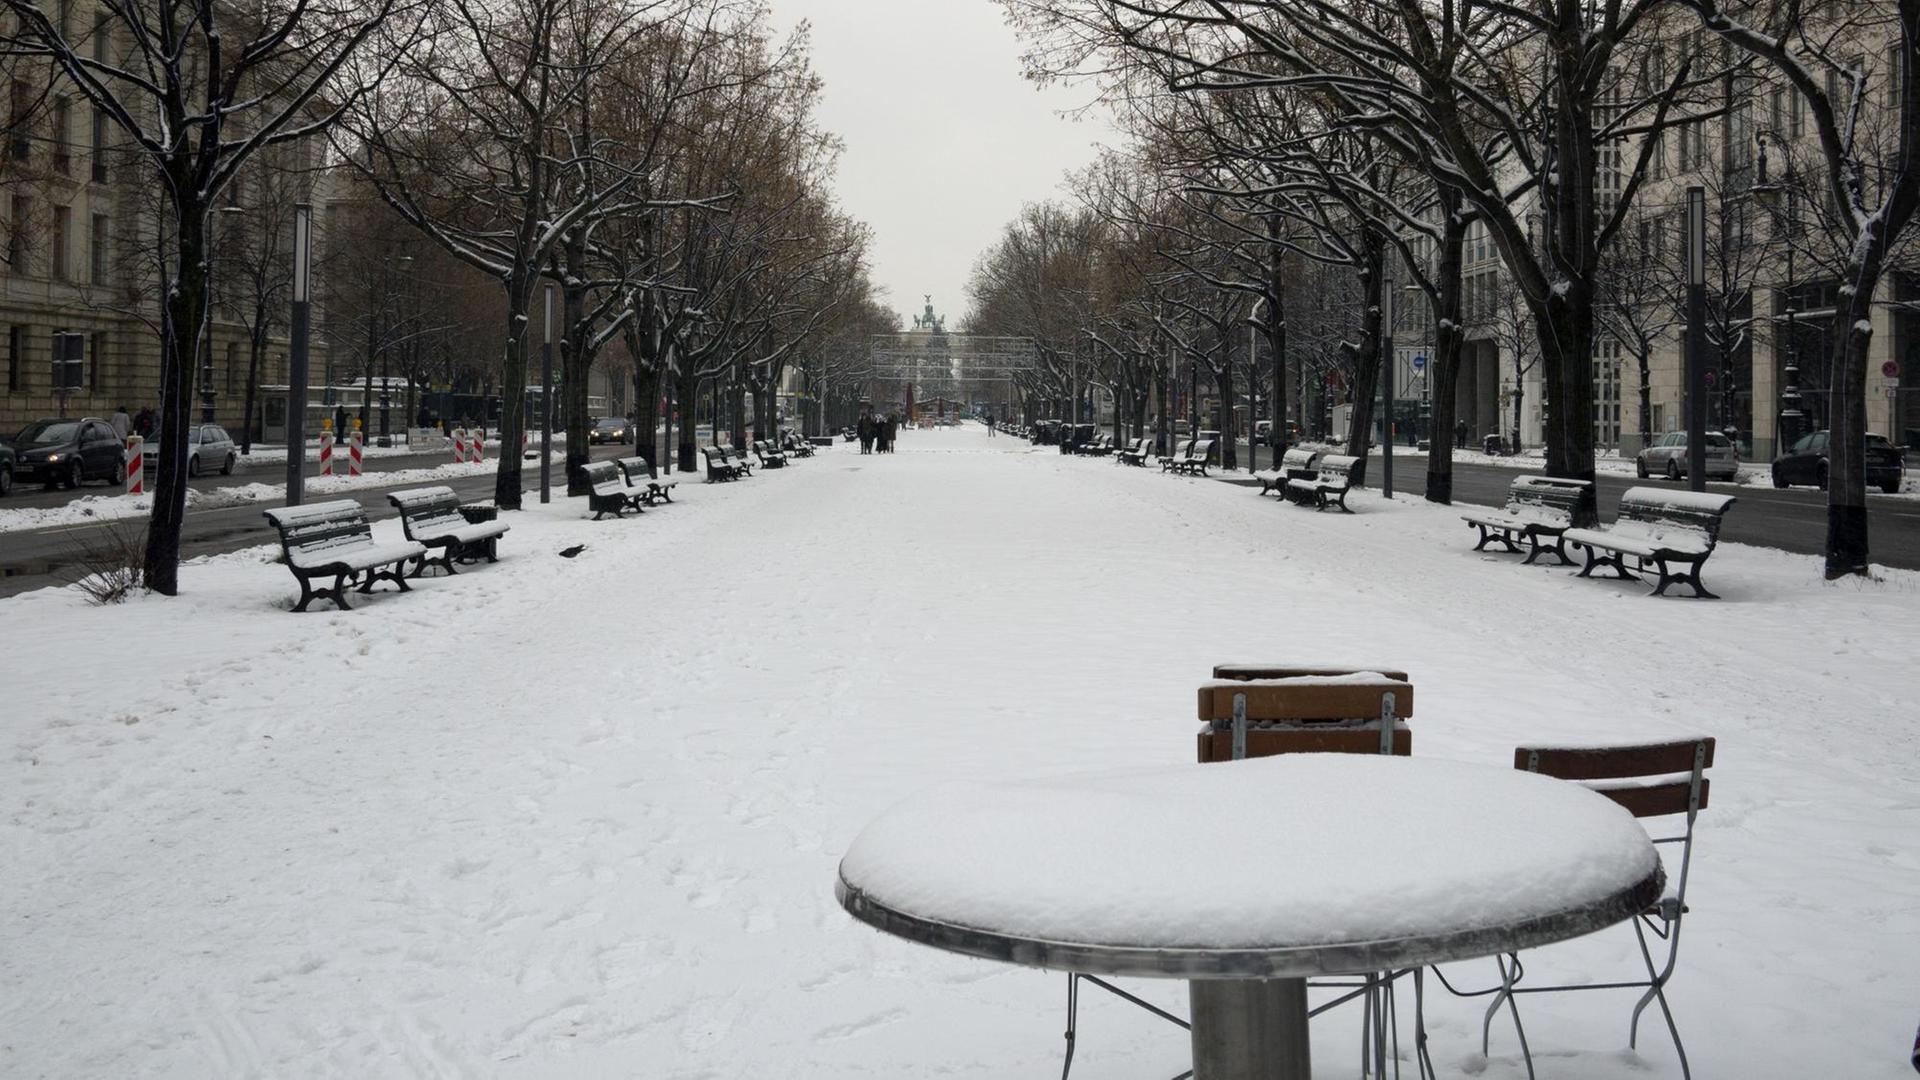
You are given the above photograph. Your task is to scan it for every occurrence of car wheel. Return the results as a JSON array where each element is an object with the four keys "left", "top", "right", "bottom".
[
  {"left": 1636, "top": 459, "right": 1648, "bottom": 479},
  {"left": 1772, "top": 466, "right": 1788, "bottom": 488},
  {"left": 187, "top": 455, "right": 201, "bottom": 479},
  {"left": 0, "top": 465, "right": 11, "bottom": 497},
  {"left": 220, "top": 453, "right": 235, "bottom": 476},
  {"left": 67, "top": 459, "right": 85, "bottom": 489},
  {"left": 1816, "top": 463, "right": 1829, "bottom": 491},
  {"left": 1664, "top": 460, "right": 1682, "bottom": 481}
]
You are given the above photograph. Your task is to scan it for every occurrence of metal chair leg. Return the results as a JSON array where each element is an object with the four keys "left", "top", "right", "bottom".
[{"left": 1061, "top": 974, "right": 1079, "bottom": 1080}]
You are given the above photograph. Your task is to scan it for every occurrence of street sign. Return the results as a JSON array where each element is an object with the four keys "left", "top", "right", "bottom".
[
  {"left": 1882, "top": 359, "right": 1900, "bottom": 379},
  {"left": 1411, "top": 354, "right": 1427, "bottom": 373}
]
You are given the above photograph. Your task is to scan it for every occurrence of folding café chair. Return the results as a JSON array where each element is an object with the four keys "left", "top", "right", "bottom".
[
  {"left": 1431, "top": 736, "right": 1714, "bottom": 1080},
  {"left": 1060, "top": 668, "right": 1416, "bottom": 1080}
]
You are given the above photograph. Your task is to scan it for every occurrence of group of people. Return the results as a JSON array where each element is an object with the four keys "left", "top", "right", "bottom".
[{"left": 856, "top": 413, "right": 898, "bottom": 455}]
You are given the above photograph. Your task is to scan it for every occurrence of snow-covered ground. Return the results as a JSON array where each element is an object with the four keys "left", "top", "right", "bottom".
[{"left": 2, "top": 427, "right": 1915, "bottom": 1079}]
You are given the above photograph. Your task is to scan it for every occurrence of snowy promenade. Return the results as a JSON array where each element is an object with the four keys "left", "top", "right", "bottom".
[{"left": 3, "top": 426, "right": 1916, "bottom": 1078}]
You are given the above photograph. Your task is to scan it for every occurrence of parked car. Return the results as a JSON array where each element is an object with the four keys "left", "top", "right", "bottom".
[
  {"left": 140, "top": 424, "right": 237, "bottom": 478},
  {"left": 10, "top": 417, "right": 126, "bottom": 489},
  {"left": 1771, "top": 430, "right": 1906, "bottom": 493},
  {"left": 0, "top": 438, "right": 14, "bottom": 497},
  {"left": 1635, "top": 430, "right": 1739, "bottom": 481},
  {"left": 589, "top": 416, "right": 635, "bottom": 445}
]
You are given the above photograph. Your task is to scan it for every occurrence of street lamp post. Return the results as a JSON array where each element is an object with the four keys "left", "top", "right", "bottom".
[
  {"left": 1686, "top": 185, "right": 1709, "bottom": 493},
  {"left": 285, "top": 203, "right": 313, "bottom": 507},
  {"left": 1754, "top": 129, "right": 1805, "bottom": 452},
  {"left": 1381, "top": 266, "right": 1395, "bottom": 499}
]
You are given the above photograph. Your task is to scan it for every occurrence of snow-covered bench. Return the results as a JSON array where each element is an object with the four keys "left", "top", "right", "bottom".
[
  {"left": 1196, "top": 667, "right": 1413, "bottom": 761},
  {"left": 1161, "top": 438, "right": 1215, "bottom": 476},
  {"left": 581, "top": 461, "right": 641, "bottom": 519},
  {"left": 1255, "top": 447, "right": 1320, "bottom": 496},
  {"left": 1460, "top": 475, "right": 1593, "bottom": 565},
  {"left": 751, "top": 440, "right": 788, "bottom": 468},
  {"left": 1114, "top": 437, "right": 1150, "bottom": 466},
  {"left": 386, "top": 486, "right": 509, "bottom": 576},
  {"left": 616, "top": 456, "right": 676, "bottom": 504},
  {"left": 262, "top": 500, "right": 427, "bottom": 612},
  {"left": 1285, "top": 453, "right": 1358, "bottom": 511},
  {"left": 720, "top": 445, "right": 755, "bottom": 476},
  {"left": 701, "top": 445, "right": 743, "bottom": 482},
  {"left": 1562, "top": 487, "right": 1737, "bottom": 598}
]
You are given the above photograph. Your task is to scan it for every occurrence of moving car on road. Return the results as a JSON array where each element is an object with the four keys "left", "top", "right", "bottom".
[
  {"left": 1772, "top": 430, "right": 1906, "bottom": 493},
  {"left": 141, "top": 424, "right": 236, "bottom": 478},
  {"left": 10, "top": 418, "right": 125, "bottom": 489},
  {"left": 589, "top": 416, "right": 635, "bottom": 445},
  {"left": 1636, "top": 430, "right": 1739, "bottom": 481}
]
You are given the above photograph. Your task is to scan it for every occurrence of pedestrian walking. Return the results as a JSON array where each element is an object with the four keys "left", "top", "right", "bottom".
[
  {"left": 110, "top": 405, "right": 131, "bottom": 440},
  {"left": 883, "top": 415, "right": 898, "bottom": 452},
  {"left": 857, "top": 414, "right": 874, "bottom": 454},
  {"left": 132, "top": 406, "right": 156, "bottom": 437},
  {"left": 1455, "top": 420, "right": 1468, "bottom": 449},
  {"left": 986, "top": 413, "right": 996, "bottom": 437}
]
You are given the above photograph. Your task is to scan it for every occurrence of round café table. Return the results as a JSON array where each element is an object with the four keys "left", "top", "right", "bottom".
[{"left": 836, "top": 754, "right": 1663, "bottom": 1080}]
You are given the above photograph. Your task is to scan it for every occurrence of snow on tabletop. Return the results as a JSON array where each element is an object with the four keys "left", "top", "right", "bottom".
[
  {"left": 839, "top": 755, "right": 1655, "bottom": 953},
  {"left": 1201, "top": 672, "right": 1402, "bottom": 688}
]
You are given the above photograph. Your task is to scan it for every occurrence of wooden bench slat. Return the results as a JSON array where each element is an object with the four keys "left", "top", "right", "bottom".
[{"left": 1197, "top": 679, "right": 1415, "bottom": 721}]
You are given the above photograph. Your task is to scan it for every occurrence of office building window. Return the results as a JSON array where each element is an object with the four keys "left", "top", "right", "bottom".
[
  {"left": 90, "top": 213, "right": 108, "bottom": 284},
  {"left": 91, "top": 330, "right": 105, "bottom": 390},
  {"left": 7, "top": 80, "right": 30, "bottom": 161},
  {"left": 52, "top": 96, "right": 70, "bottom": 175},
  {"left": 7, "top": 325, "right": 21, "bottom": 392},
  {"left": 90, "top": 107, "right": 108, "bottom": 183},
  {"left": 10, "top": 194, "right": 31, "bottom": 272},
  {"left": 51, "top": 204, "right": 70, "bottom": 280}
]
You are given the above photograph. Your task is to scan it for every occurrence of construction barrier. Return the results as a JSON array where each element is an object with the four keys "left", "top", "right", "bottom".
[
  {"left": 348, "top": 426, "right": 365, "bottom": 477},
  {"left": 452, "top": 428, "right": 469, "bottom": 463},
  {"left": 319, "top": 429, "right": 336, "bottom": 477},
  {"left": 473, "top": 430, "right": 485, "bottom": 464},
  {"left": 124, "top": 436, "right": 144, "bottom": 496}
]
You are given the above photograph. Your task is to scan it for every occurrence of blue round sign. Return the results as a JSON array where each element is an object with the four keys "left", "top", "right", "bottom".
[{"left": 1411, "top": 354, "right": 1427, "bottom": 373}]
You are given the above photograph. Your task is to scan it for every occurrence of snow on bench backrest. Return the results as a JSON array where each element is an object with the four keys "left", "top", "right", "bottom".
[
  {"left": 1189, "top": 439, "right": 1214, "bottom": 458},
  {"left": 1616, "top": 486, "right": 1736, "bottom": 542},
  {"left": 388, "top": 486, "right": 457, "bottom": 512},
  {"left": 1281, "top": 447, "right": 1320, "bottom": 470},
  {"left": 264, "top": 499, "right": 365, "bottom": 532},
  {"left": 263, "top": 499, "right": 373, "bottom": 552},
  {"left": 1318, "top": 454, "right": 1359, "bottom": 475}
]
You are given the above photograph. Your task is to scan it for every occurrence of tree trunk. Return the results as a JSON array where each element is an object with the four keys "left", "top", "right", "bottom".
[
  {"left": 1343, "top": 244, "right": 1384, "bottom": 487},
  {"left": 1637, "top": 343, "right": 1653, "bottom": 447},
  {"left": 1424, "top": 194, "right": 1467, "bottom": 505},
  {"left": 562, "top": 270, "right": 592, "bottom": 498},
  {"left": 1826, "top": 266, "right": 1879, "bottom": 577},
  {"left": 493, "top": 273, "right": 534, "bottom": 510},
  {"left": 676, "top": 366, "right": 698, "bottom": 471},
  {"left": 1217, "top": 360, "right": 1237, "bottom": 470},
  {"left": 1266, "top": 215, "right": 1289, "bottom": 459},
  {"left": 1535, "top": 287, "right": 1598, "bottom": 490},
  {"left": 143, "top": 198, "right": 208, "bottom": 596},
  {"left": 240, "top": 321, "right": 265, "bottom": 455}
]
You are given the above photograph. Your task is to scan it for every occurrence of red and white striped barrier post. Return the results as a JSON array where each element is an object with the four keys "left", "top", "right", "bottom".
[
  {"left": 452, "top": 427, "right": 468, "bottom": 464},
  {"left": 124, "top": 436, "right": 143, "bottom": 496},
  {"left": 319, "top": 426, "right": 336, "bottom": 477},
  {"left": 348, "top": 424, "right": 365, "bottom": 477},
  {"left": 472, "top": 430, "right": 486, "bottom": 464}
]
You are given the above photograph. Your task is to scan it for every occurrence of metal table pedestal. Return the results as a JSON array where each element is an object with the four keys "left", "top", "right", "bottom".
[{"left": 1190, "top": 977, "right": 1311, "bottom": 1079}]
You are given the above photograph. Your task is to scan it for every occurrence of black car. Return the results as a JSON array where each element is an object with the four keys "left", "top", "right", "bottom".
[
  {"left": 589, "top": 416, "right": 635, "bottom": 445},
  {"left": 10, "top": 417, "right": 126, "bottom": 490},
  {"left": 0, "top": 438, "right": 14, "bottom": 497},
  {"left": 1771, "top": 429, "right": 1906, "bottom": 493}
]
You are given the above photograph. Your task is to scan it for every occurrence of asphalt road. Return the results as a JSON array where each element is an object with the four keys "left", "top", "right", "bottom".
[{"left": 0, "top": 443, "right": 640, "bottom": 598}]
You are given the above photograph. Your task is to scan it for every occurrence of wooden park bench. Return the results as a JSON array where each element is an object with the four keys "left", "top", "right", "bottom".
[
  {"left": 262, "top": 499, "right": 428, "bottom": 612},
  {"left": 1196, "top": 665, "right": 1413, "bottom": 761},
  {"left": 386, "top": 485, "right": 510, "bottom": 576},
  {"left": 616, "top": 456, "right": 677, "bottom": 504},
  {"left": 1460, "top": 475, "right": 1594, "bottom": 565},
  {"left": 1254, "top": 447, "right": 1320, "bottom": 497},
  {"left": 751, "top": 439, "right": 788, "bottom": 468},
  {"left": 1284, "top": 453, "right": 1358, "bottom": 511},
  {"left": 1113, "top": 437, "right": 1150, "bottom": 466},
  {"left": 701, "top": 445, "right": 744, "bottom": 482},
  {"left": 1561, "top": 487, "right": 1737, "bottom": 598},
  {"left": 782, "top": 434, "right": 816, "bottom": 457},
  {"left": 1080, "top": 434, "right": 1115, "bottom": 457},
  {"left": 720, "top": 445, "right": 755, "bottom": 476},
  {"left": 1161, "top": 438, "right": 1215, "bottom": 476},
  {"left": 580, "top": 460, "right": 642, "bottom": 518}
]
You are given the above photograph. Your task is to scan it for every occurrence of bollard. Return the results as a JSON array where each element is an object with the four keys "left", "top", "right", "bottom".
[
  {"left": 319, "top": 428, "right": 336, "bottom": 477},
  {"left": 452, "top": 427, "right": 468, "bottom": 463},
  {"left": 348, "top": 423, "right": 365, "bottom": 477},
  {"left": 473, "top": 430, "right": 485, "bottom": 464},
  {"left": 124, "top": 436, "right": 144, "bottom": 496}
]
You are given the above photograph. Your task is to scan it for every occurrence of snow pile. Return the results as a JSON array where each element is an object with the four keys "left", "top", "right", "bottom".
[
  {"left": 841, "top": 755, "right": 1656, "bottom": 951},
  {"left": 1, "top": 425, "right": 1916, "bottom": 1079}
]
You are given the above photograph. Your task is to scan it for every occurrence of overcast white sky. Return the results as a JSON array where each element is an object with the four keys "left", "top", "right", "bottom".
[{"left": 767, "top": 0, "right": 1119, "bottom": 331}]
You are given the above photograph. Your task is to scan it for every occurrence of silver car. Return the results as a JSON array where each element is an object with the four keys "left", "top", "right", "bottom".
[
  {"left": 1636, "top": 431, "right": 1738, "bottom": 481},
  {"left": 142, "top": 424, "right": 238, "bottom": 478}
]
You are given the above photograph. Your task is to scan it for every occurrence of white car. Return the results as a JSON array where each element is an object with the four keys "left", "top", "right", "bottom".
[
  {"left": 142, "top": 424, "right": 238, "bottom": 478},
  {"left": 1635, "top": 431, "right": 1738, "bottom": 481}
]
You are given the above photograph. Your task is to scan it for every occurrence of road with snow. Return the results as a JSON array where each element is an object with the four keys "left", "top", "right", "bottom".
[{"left": 2, "top": 425, "right": 1916, "bottom": 1079}]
